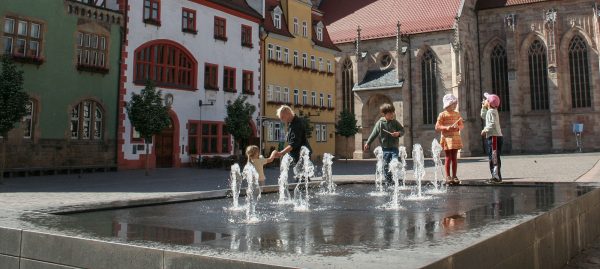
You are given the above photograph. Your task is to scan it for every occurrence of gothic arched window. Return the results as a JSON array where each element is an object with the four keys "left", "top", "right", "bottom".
[
  {"left": 421, "top": 50, "right": 437, "bottom": 124},
  {"left": 342, "top": 58, "right": 354, "bottom": 112},
  {"left": 569, "top": 35, "right": 591, "bottom": 108},
  {"left": 528, "top": 40, "right": 549, "bottom": 110},
  {"left": 491, "top": 45, "right": 509, "bottom": 111}
]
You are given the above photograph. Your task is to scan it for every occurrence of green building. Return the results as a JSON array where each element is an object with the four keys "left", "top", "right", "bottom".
[{"left": 0, "top": 0, "right": 122, "bottom": 174}]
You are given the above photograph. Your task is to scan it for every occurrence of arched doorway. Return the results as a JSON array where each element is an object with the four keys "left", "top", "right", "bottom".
[
  {"left": 155, "top": 118, "right": 174, "bottom": 168},
  {"left": 362, "top": 94, "right": 394, "bottom": 153}
]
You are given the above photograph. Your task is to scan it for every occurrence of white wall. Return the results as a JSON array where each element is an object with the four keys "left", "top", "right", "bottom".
[{"left": 122, "top": 0, "right": 261, "bottom": 162}]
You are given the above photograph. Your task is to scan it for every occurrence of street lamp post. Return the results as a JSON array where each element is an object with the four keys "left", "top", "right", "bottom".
[{"left": 257, "top": 116, "right": 268, "bottom": 155}]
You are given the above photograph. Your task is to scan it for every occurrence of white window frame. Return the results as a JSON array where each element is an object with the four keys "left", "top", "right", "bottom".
[
  {"left": 275, "top": 45, "right": 281, "bottom": 61},
  {"left": 273, "top": 12, "right": 281, "bottom": 29},
  {"left": 302, "top": 53, "right": 307, "bottom": 68},
  {"left": 316, "top": 26, "right": 323, "bottom": 41},
  {"left": 327, "top": 60, "right": 332, "bottom": 73},
  {"left": 293, "top": 50, "right": 299, "bottom": 66},
  {"left": 268, "top": 122, "right": 274, "bottom": 141},
  {"left": 283, "top": 48, "right": 289, "bottom": 63},
  {"left": 267, "top": 44, "right": 273, "bottom": 60},
  {"left": 293, "top": 17, "right": 298, "bottom": 34},
  {"left": 283, "top": 87, "right": 289, "bottom": 103},
  {"left": 315, "top": 124, "right": 321, "bottom": 142},
  {"left": 302, "top": 21, "right": 307, "bottom": 37},
  {"left": 310, "top": 55, "right": 316, "bottom": 69},
  {"left": 274, "top": 122, "right": 281, "bottom": 141},
  {"left": 302, "top": 90, "right": 307, "bottom": 105},
  {"left": 267, "top": 85, "right": 273, "bottom": 101},
  {"left": 318, "top": 57, "right": 323, "bottom": 71},
  {"left": 319, "top": 93, "right": 324, "bottom": 107},
  {"left": 311, "top": 91, "right": 316, "bottom": 106},
  {"left": 327, "top": 94, "right": 332, "bottom": 108},
  {"left": 294, "top": 89, "right": 299, "bottom": 104},
  {"left": 274, "top": 86, "right": 281, "bottom": 102},
  {"left": 321, "top": 125, "right": 327, "bottom": 142}
]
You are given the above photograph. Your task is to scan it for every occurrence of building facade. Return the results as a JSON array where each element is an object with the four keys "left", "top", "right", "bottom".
[
  {"left": 118, "top": 0, "right": 262, "bottom": 169},
  {"left": 321, "top": 0, "right": 600, "bottom": 159},
  {"left": 0, "top": 0, "right": 122, "bottom": 171},
  {"left": 262, "top": 0, "right": 338, "bottom": 161}
]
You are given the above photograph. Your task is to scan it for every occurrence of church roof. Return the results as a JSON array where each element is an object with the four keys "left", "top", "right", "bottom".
[
  {"left": 319, "top": 0, "right": 461, "bottom": 44},
  {"left": 354, "top": 68, "right": 403, "bottom": 91},
  {"left": 476, "top": 0, "right": 548, "bottom": 10}
]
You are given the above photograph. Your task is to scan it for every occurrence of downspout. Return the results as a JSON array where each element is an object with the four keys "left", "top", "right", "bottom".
[
  {"left": 407, "top": 35, "right": 414, "bottom": 152},
  {"left": 260, "top": 29, "right": 269, "bottom": 155}
]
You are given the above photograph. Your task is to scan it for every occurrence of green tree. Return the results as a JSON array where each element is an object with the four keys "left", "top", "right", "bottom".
[
  {"left": 126, "top": 81, "right": 170, "bottom": 176},
  {"left": 335, "top": 110, "right": 359, "bottom": 161},
  {"left": 0, "top": 56, "right": 29, "bottom": 182},
  {"left": 225, "top": 95, "right": 256, "bottom": 155},
  {"left": 301, "top": 114, "right": 314, "bottom": 139}
]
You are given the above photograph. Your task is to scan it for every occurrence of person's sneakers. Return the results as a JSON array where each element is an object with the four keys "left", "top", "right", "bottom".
[
  {"left": 488, "top": 177, "right": 502, "bottom": 184},
  {"left": 452, "top": 177, "right": 460, "bottom": 185},
  {"left": 445, "top": 176, "right": 454, "bottom": 186},
  {"left": 492, "top": 167, "right": 501, "bottom": 181}
]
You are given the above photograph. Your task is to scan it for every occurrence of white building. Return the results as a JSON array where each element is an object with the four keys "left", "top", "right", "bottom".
[{"left": 118, "top": 0, "right": 263, "bottom": 169}]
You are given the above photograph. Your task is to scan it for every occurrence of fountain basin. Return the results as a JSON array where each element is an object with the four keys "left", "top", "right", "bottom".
[{"left": 9, "top": 181, "right": 600, "bottom": 269}]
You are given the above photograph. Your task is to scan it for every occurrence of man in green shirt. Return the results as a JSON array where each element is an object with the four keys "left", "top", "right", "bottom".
[{"left": 363, "top": 103, "right": 405, "bottom": 184}]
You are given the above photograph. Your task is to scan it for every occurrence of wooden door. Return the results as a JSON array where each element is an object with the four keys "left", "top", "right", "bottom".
[{"left": 155, "top": 120, "right": 174, "bottom": 168}]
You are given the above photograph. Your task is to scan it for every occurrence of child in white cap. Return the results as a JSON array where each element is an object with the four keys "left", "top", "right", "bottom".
[{"left": 435, "top": 94, "right": 464, "bottom": 185}]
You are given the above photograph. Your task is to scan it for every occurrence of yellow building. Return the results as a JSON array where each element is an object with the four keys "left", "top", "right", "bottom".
[{"left": 261, "top": 0, "right": 339, "bottom": 161}]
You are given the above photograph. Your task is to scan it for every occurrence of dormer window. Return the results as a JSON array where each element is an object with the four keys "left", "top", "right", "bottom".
[
  {"left": 316, "top": 22, "right": 324, "bottom": 41},
  {"left": 272, "top": 6, "right": 282, "bottom": 30}
]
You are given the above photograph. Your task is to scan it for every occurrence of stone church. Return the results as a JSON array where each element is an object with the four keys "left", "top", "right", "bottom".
[{"left": 319, "top": 0, "right": 600, "bottom": 158}]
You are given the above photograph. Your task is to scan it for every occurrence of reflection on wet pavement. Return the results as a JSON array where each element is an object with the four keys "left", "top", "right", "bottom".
[{"left": 25, "top": 183, "right": 597, "bottom": 257}]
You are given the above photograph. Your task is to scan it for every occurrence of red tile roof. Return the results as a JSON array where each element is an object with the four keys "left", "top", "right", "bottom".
[
  {"left": 476, "top": 0, "right": 548, "bottom": 10},
  {"left": 264, "top": 0, "right": 294, "bottom": 38},
  {"left": 319, "top": 0, "right": 462, "bottom": 44}
]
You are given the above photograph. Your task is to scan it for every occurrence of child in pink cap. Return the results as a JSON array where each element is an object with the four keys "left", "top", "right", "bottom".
[
  {"left": 481, "top": 93, "right": 503, "bottom": 183},
  {"left": 435, "top": 94, "right": 464, "bottom": 185}
]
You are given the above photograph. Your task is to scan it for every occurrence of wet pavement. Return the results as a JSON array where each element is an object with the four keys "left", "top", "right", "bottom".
[{"left": 1, "top": 152, "right": 600, "bottom": 267}]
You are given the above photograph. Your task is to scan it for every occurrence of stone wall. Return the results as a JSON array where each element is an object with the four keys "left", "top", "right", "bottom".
[
  {"left": 477, "top": 0, "right": 600, "bottom": 153},
  {"left": 1, "top": 138, "right": 116, "bottom": 169}
]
